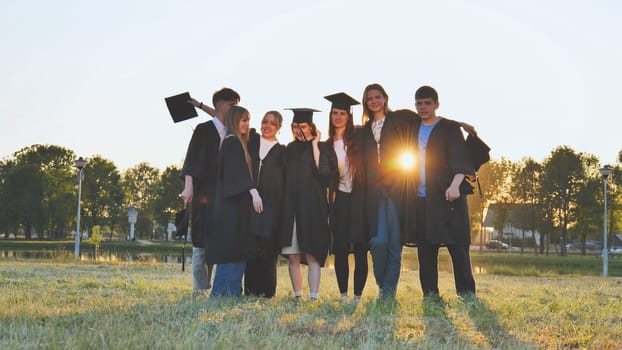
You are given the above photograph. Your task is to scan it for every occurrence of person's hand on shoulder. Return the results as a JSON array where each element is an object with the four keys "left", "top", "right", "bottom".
[{"left": 459, "top": 122, "right": 477, "bottom": 136}]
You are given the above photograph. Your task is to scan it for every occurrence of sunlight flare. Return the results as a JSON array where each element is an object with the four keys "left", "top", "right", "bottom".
[{"left": 399, "top": 151, "right": 415, "bottom": 170}]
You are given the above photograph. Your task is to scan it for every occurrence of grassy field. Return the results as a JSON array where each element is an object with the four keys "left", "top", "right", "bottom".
[{"left": 1, "top": 258, "right": 621, "bottom": 349}]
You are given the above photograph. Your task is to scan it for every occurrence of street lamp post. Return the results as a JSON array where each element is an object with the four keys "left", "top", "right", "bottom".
[
  {"left": 74, "top": 157, "right": 87, "bottom": 258},
  {"left": 128, "top": 205, "right": 138, "bottom": 241},
  {"left": 599, "top": 165, "right": 614, "bottom": 277}
]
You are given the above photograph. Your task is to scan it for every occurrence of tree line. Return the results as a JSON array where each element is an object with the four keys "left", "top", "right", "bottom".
[
  {"left": 0, "top": 144, "right": 183, "bottom": 241},
  {"left": 467, "top": 146, "right": 622, "bottom": 256},
  {"left": 1, "top": 144, "right": 621, "bottom": 255}
]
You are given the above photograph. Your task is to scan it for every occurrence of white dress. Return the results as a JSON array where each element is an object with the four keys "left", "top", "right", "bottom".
[{"left": 280, "top": 220, "right": 301, "bottom": 254}]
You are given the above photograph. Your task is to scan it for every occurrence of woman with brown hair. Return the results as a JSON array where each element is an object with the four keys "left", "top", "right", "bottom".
[
  {"left": 324, "top": 92, "right": 368, "bottom": 302},
  {"left": 280, "top": 108, "right": 336, "bottom": 300}
]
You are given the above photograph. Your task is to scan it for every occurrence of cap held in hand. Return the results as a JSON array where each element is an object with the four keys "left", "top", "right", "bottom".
[{"left": 165, "top": 92, "right": 198, "bottom": 123}]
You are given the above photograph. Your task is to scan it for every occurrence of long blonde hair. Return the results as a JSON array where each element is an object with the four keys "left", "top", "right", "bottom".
[{"left": 224, "top": 105, "right": 252, "bottom": 179}]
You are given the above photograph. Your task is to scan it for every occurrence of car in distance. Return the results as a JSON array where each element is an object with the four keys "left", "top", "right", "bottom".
[{"left": 486, "top": 240, "right": 509, "bottom": 250}]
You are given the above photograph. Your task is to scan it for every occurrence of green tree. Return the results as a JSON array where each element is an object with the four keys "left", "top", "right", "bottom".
[
  {"left": 539, "top": 146, "right": 590, "bottom": 256},
  {"left": 0, "top": 159, "right": 13, "bottom": 238},
  {"left": 613, "top": 152, "right": 622, "bottom": 244},
  {"left": 483, "top": 159, "right": 518, "bottom": 239},
  {"left": 535, "top": 202, "right": 556, "bottom": 255},
  {"left": 122, "top": 163, "right": 160, "bottom": 239},
  {"left": 151, "top": 165, "right": 184, "bottom": 239},
  {"left": 510, "top": 158, "right": 542, "bottom": 255},
  {"left": 87, "top": 225, "right": 104, "bottom": 259},
  {"left": 573, "top": 176, "right": 601, "bottom": 254},
  {"left": 0, "top": 164, "right": 46, "bottom": 239},
  {"left": 45, "top": 162, "right": 75, "bottom": 240},
  {"left": 11, "top": 144, "right": 76, "bottom": 239},
  {"left": 466, "top": 158, "right": 518, "bottom": 252},
  {"left": 80, "top": 156, "right": 124, "bottom": 237},
  {"left": 603, "top": 162, "right": 621, "bottom": 251}
]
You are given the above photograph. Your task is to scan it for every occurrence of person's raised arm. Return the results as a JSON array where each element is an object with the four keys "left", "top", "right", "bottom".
[
  {"left": 312, "top": 129, "right": 322, "bottom": 168},
  {"left": 188, "top": 98, "right": 217, "bottom": 118}
]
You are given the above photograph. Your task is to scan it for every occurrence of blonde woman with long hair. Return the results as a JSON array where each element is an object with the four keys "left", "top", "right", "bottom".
[{"left": 205, "top": 105, "right": 263, "bottom": 297}]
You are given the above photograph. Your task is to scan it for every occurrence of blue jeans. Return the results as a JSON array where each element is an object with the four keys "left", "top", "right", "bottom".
[
  {"left": 192, "top": 247, "right": 211, "bottom": 292},
  {"left": 369, "top": 194, "right": 402, "bottom": 298},
  {"left": 211, "top": 262, "right": 246, "bottom": 297}
]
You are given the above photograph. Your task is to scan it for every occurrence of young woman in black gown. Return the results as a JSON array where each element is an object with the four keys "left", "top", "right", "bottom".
[{"left": 244, "top": 111, "right": 286, "bottom": 298}]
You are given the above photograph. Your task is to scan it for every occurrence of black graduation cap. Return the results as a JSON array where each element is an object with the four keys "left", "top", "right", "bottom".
[
  {"left": 324, "top": 92, "right": 360, "bottom": 110},
  {"left": 165, "top": 92, "right": 198, "bottom": 123},
  {"left": 286, "top": 108, "right": 320, "bottom": 124},
  {"left": 174, "top": 209, "right": 189, "bottom": 238}
]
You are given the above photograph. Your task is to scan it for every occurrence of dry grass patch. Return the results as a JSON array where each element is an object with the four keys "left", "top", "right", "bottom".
[{"left": 1, "top": 260, "right": 621, "bottom": 349}]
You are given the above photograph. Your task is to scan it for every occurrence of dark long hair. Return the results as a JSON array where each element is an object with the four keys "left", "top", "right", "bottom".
[{"left": 328, "top": 107, "right": 364, "bottom": 186}]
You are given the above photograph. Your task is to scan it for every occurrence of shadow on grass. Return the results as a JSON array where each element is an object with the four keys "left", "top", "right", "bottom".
[
  {"left": 421, "top": 296, "right": 465, "bottom": 346},
  {"left": 460, "top": 295, "right": 536, "bottom": 349},
  {"left": 361, "top": 297, "right": 399, "bottom": 344}
]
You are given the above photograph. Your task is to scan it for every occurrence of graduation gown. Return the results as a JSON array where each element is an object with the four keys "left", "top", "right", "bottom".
[
  {"left": 279, "top": 140, "right": 334, "bottom": 267},
  {"left": 180, "top": 120, "right": 220, "bottom": 248},
  {"left": 413, "top": 117, "right": 474, "bottom": 245},
  {"left": 362, "top": 109, "right": 418, "bottom": 245},
  {"left": 247, "top": 130, "right": 286, "bottom": 245},
  {"left": 327, "top": 128, "right": 368, "bottom": 253},
  {"left": 205, "top": 136, "right": 255, "bottom": 264}
]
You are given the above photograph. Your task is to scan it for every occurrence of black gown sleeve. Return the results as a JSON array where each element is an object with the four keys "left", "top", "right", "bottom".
[
  {"left": 325, "top": 140, "right": 340, "bottom": 194},
  {"left": 446, "top": 121, "right": 475, "bottom": 176},
  {"left": 317, "top": 142, "right": 337, "bottom": 188},
  {"left": 221, "top": 137, "right": 255, "bottom": 198},
  {"left": 181, "top": 123, "right": 209, "bottom": 178}
]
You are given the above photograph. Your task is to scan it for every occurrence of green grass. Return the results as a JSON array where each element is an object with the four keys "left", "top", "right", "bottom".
[
  {"left": 468, "top": 253, "right": 622, "bottom": 277},
  {"left": 1, "top": 260, "right": 621, "bottom": 349},
  {"left": 400, "top": 249, "right": 622, "bottom": 277}
]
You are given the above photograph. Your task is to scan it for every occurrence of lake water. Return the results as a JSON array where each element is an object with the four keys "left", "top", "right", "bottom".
[
  {"left": 1, "top": 250, "right": 190, "bottom": 264},
  {"left": 1, "top": 248, "right": 488, "bottom": 273}
]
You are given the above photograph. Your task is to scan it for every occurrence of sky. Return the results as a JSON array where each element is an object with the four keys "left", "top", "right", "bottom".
[{"left": 1, "top": 0, "right": 620, "bottom": 171}]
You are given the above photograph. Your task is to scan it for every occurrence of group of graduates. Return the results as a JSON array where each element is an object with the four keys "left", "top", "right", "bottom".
[{"left": 175, "top": 83, "right": 482, "bottom": 301}]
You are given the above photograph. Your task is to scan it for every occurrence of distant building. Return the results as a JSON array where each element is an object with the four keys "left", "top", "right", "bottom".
[{"left": 482, "top": 203, "right": 541, "bottom": 245}]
